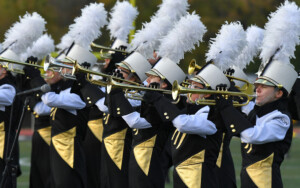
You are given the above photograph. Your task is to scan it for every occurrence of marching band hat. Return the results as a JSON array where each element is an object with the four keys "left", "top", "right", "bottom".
[
  {"left": 228, "top": 65, "right": 248, "bottom": 89},
  {"left": 145, "top": 57, "right": 186, "bottom": 85},
  {"left": 191, "top": 63, "right": 230, "bottom": 90},
  {"left": 0, "top": 49, "right": 21, "bottom": 69},
  {"left": 64, "top": 43, "right": 97, "bottom": 68},
  {"left": 117, "top": 51, "right": 151, "bottom": 82},
  {"left": 254, "top": 60, "right": 298, "bottom": 93}
]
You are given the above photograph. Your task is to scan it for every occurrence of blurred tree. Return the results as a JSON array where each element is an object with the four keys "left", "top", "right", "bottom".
[{"left": 0, "top": 0, "right": 299, "bottom": 72}]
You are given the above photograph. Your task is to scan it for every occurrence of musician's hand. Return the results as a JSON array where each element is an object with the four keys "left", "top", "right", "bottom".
[
  {"left": 80, "top": 62, "right": 91, "bottom": 69},
  {"left": 215, "top": 84, "right": 233, "bottom": 110},
  {"left": 149, "top": 82, "right": 160, "bottom": 89},
  {"left": 112, "top": 69, "right": 124, "bottom": 79},
  {"left": 75, "top": 72, "right": 88, "bottom": 87},
  {"left": 143, "top": 90, "right": 163, "bottom": 104},
  {"left": 26, "top": 56, "right": 38, "bottom": 64}
]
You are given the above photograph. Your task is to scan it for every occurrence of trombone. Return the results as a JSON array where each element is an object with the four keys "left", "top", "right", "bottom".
[
  {"left": 172, "top": 80, "right": 255, "bottom": 107},
  {"left": 44, "top": 55, "right": 140, "bottom": 87},
  {"left": 0, "top": 56, "right": 54, "bottom": 79}
]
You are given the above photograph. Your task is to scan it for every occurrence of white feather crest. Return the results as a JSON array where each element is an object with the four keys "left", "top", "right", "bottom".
[
  {"left": 130, "top": 0, "right": 189, "bottom": 58},
  {"left": 157, "top": 12, "right": 207, "bottom": 63},
  {"left": 206, "top": 22, "right": 247, "bottom": 70},
  {"left": 56, "top": 33, "right": 74, "bottom": 51},
  {"left": 234, "top": 25, "right": 265, "bottom": 69},
  {"left": 156, "top": 0, "right": 189, "bottom": 22},
  {"left": 260, "top": 1, "right": 300, "bottom": 65},
  {"left": 108, "top": 1, "right": 138, "bottom": 41},
  {"left": 68, "top": 3, "right": 108, "bottom": 50},
  {"left": 2, "top": 12, "right": 46, "bottom": 55},
  {"left": 20, "top": 34, "right": 55, "bottom": 61},
  {"left": 132, "top": 16, "right": 173, "bottom": 58}
]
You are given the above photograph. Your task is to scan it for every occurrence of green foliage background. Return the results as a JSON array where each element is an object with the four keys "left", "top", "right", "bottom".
[{"left": 1, "top": 0, "right": 299, "bottom": 73}]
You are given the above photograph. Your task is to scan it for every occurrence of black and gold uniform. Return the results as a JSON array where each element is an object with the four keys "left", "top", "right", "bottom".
[
  {"left": 150, "top": 94, "right": 223, "bottom": 188},
  {"left": 106, "top": 89, "right": 175, "bottom": 188},
  {"left": 100, "top": 110, "right": 132, "bottom": 188},
  {"left": 218, "top": 96, "right": 293, "bottom": 188},
  {"left": 0, "top": 72, "right": 21, "bottom": 187},
  {"left": 41, "top": 79, "right": 88, "bottom": 188},
  {"left": 21, "top": 62, "right": 52, "bottom": 188},
  {"left": 73, "top": 73, "right": 106, "bottom": 188}
]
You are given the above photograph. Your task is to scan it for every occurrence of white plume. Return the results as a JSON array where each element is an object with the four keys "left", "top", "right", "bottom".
[
  {"left": 68, "top": 3, "right": 108, "bottom": 50},
  {"left": 56, "top": 33, "right": 74, "bottom": 51},
  {"left": 131, "top": 0, "right": 189, "bottom": 58},
  {"left": 234, "top": 25, "right": 265, "bottom": 69},
  {"left": 156, "top": 0, "right": 189, "bottom": 21},
  {"left": 157, "top": 12, "right": 207, "bottom": 63},
  {"left": 20, "top": 34, "right": 55, "bottom": 61},
  {"left": 0, "top": 43, "right": 2, "bottom": 52},
  {"left": 108, "top": 1, "right": 138, "bottom": 41},
  {"left": 260, "top": 1, "right": 300, "bottom": 65},
  {"left": 2, "top": 12, "right": 46, "bottom": 55},
  {"left": 206, "top": 22, "right": 247, "bottom": 70}
]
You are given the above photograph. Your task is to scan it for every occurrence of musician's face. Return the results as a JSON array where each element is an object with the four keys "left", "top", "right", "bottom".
[
  {"left": 104, "top": 58, "right": 111, "bottom": 69},
  {"left": 255, "top": 84, "right": 283, "bottom": 106},
  {"left": 188, "top": 81, "right": 210, "bottom": 103},
  {"left": 146, "top": 75, "right": 167, "bottom": 89},
  {"left": 45, "top": 70, "right": 62, "bottom": 85},
  {"left": 0, "top": 65, "right": 7, "bottom": 80}
]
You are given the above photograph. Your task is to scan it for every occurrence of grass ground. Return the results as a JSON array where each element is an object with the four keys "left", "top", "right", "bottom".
[{"left": 17, "top": 136, "right": 300, "bottom": 188}]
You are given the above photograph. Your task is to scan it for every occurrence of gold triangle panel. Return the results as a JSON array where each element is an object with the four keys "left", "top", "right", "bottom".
[
  {"left": 104, "top": 128, "right": 128, "bottom": 170},
  {"left": 37, "top": 126, "right": 52, "bottom": 146},
  {"left": 52, "top": 126, "right": 76, "bottom": 168},
  {"left": 176, "top": 150, "right": 205, "bottom": 187},
  {"left": 246, "top": 153, "right": 274, "bottom": 188},
  {"left": 88, "top": 118, "right": 104, "bottom": 142},
  {"left": 133, "top": 135, "right": 157, "bottom": 176}
]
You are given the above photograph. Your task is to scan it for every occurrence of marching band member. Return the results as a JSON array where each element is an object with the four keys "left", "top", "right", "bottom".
[
  {"left": 0, "top": 12, "right": 46, "bottom": 187},
  {"left": 206, "top": 23, "right": 264, "bottom": 188},
  {"left": 42, "top": 3, "right": 108, "bottom": 187},
  {"left": 100, "top": 51, "right": 151, "bottom": 188},
  {"left": 20, "top": 34, "right": 55, "bottom": 188},
  {"left": 216, "top": 2, "right": 300, "bottom": 187},
  {"left": 0, "top": 52, "right": 20, "bottom": 188},
  {"left": 146, "top": 62, "right": 230, "bottom": 188}
]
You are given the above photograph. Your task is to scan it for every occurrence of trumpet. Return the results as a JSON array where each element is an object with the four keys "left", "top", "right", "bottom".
[
  {"left": 187, "top": 60, "right": 254, "bottom": 94},
  {"left": 106, "top": 76, "right": 170, "bottom": 94},
  {"left": 172, "top": 80, "right": 255, "bottom": 107},
  {"left": 188, "top": 59, "right": 201, "bottom": 75},
  {"left": 91, "top": 42, "right": 128, "bottom": 54},
  {"left": 0, "top": 56, "right": 54, "bottom": 79},
  {"left": 106, "top": 76, "right": 182, "bottom": 103},
  {"left": 44, "top": 55, "right": 139, "bottom": 86}
]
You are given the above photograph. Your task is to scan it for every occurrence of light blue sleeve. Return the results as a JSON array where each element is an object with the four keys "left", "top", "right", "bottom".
[{"left": 240, "top": 110, "right": 290, "bottom": 144}]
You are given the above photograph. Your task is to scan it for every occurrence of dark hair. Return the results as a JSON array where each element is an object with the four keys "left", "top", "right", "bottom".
[
  {"left": 275, "top": 87, "right": 288, "bottom": 98},
  {"left": 164, "top": 79, "right": 172, "bottom": 90}
]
